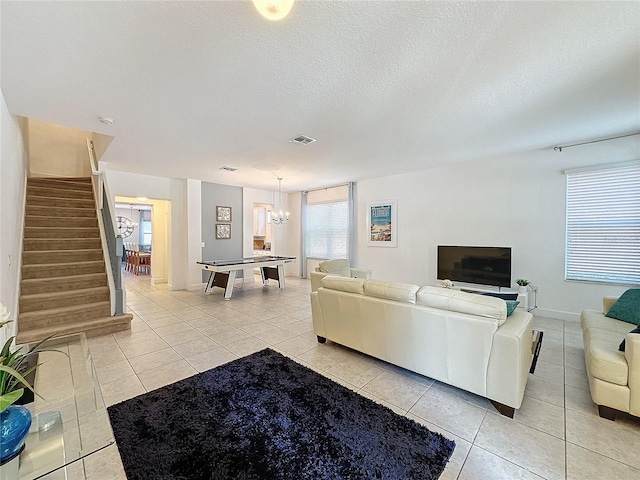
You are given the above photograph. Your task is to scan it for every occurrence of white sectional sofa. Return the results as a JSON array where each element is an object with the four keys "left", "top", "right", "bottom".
[
  {"left": 581, "top": 296, "right": 640, "bottom": 420},
  {"left": 310, "top": 259, "right": 372, "bottom": 292},
  {"left": 310, "top": 276, "right": 535, "bottom": 417}
]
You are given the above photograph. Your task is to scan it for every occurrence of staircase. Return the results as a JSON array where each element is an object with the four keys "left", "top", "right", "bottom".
[{"left": 17, "top": 177, "right": 132, "bottom": 344}]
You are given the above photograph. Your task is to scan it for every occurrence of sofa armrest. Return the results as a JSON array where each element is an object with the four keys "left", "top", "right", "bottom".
[
  {"left": 486, "top": 310, "right": 533, "bottom": 409},
  {"left": 310, "top": 291, "right": 325, "bottom": 338},
  {"left": 310, "top": 271, "right": 327, "bottom": 292},
  {"left": 350, "top": 268, "right": 372, "bottom": 279},
  {"left": 625, "top": 332, "right": 640, "bottom": 416},
  {"left": 603, "top": 296, "right": 619, "bottom": 315}
]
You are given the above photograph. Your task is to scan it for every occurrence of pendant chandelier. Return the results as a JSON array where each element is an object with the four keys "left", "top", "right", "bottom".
[{"left": 268, "top": 178, "right": 289, "bottom": 225}]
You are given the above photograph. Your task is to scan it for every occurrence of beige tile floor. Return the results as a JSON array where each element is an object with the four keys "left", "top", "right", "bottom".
[{"left": 58, "top": 272, "right": 640, "bottom": 479}]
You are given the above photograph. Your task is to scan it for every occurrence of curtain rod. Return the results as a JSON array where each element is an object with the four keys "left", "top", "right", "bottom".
[
  {"left": 553, "top": 132, "right": 640, "bottom": 152},
  {"left": 303, "top": 181, "right": 353, "bottom": 194}
]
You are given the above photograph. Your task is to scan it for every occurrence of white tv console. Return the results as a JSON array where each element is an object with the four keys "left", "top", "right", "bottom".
[{"left": 452, "top": 284, "right": 531, "bottom": 311}]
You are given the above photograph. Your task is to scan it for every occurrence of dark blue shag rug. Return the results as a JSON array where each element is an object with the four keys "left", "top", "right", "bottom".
[{"left": 108, "top": 348, "right": 455, "bottom": 480}]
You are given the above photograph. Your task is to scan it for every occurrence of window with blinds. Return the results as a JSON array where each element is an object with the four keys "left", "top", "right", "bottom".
[
  {"left": 306, "top": 186, "right": 349, "bottom": 260},
  {"left": 565, "top": 163, "right": 640, "bottom": 284}
]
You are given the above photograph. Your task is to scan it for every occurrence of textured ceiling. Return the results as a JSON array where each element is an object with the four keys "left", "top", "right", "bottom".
[{"left": 2, "top": 1, "right": 639, "bottom": 192}]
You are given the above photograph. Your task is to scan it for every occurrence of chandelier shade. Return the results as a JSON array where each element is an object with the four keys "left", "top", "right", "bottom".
[{"left": 268, "top": 178, "right": 289, "bottom": 225}]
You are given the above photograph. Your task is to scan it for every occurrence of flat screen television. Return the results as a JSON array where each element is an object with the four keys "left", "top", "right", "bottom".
[{"left": 437, "top": 246, "right": 512, "bottom": 288}]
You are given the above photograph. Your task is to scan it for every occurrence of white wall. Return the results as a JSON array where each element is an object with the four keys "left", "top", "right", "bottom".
[
  {"left": 186, "top": 179, "right": 203, "bottom": 290},
  {"left": 28, "top": 119, "right": 92, "bottom": 177},
  {"left": 0, "top": 91, "right": 28, "bottom": 342},
  {"left": 355, "top": 137, "right": 639, "bottom": 321}
]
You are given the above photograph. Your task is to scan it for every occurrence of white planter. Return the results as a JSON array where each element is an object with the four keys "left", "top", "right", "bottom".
[{"left": 518, "top": 285, "right": 528, "bottom": 294}]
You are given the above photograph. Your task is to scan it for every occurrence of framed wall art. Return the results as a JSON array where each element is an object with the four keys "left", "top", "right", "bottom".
[
  {"left": 216, "top": 206, "right": 232, "bottom": 222},
  {"left": 216, "top": 224, "right": 231, "bottom": 240},
  {"left": 366, "top": 200, "right": 397, "bottom": 247}
]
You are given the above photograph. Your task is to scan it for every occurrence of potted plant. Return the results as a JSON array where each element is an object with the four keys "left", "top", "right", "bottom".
[
  {"left": 0, "top": 303, "right": 53, "bottom": 466},
  {"left": 516, "top": 279, "right": 530, "bottom": 294}
]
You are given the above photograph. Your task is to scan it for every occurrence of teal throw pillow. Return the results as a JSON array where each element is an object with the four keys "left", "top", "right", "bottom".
[
  {"left": 606, "top": 289, "right": 640, "bottom": 325},
  {"left": 505, "top": 300, "right": 519, "bottom": 316},
  {"left": 618, "top": 325, "right": 640, "bottom": 352}
]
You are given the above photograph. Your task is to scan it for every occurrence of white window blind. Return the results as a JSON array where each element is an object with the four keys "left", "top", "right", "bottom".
[
  {"left": 566, "top": 163, "right": 640, "bottom": 284},
  {"left": 305, "top": 186, "right": 349, "bottom": 260},
  {"left": 141, "top": 220, "right": 152, "bottom": 245}
]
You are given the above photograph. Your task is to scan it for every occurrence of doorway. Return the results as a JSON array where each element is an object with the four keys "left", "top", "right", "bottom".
[
  {"left": 252, "top": 202, "right": 273, "bottom": 256},
  {"left": 115, "top": 196, "right": 170, "bottom": 285}
]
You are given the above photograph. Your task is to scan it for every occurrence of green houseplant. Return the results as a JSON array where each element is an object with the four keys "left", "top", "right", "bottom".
[{"left": 516, "top": 279, "right": 530, "bottom": 294}]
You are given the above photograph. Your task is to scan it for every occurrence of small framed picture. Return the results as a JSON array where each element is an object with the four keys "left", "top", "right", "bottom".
[
  {"left": 216, "top": 224, "right": 231, "bottom": 239},
  {"left": 216, "top": 206, "right": 232, "bottom": 222},
  {"left": 367, "top": 200, "right": 397, "bottom": 247}
]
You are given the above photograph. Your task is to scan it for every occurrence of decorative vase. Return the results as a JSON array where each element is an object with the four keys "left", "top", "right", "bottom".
[
  {"left": 518, "top": 285, "right": 527, "bottom": 294},
  {"left": 0, "top": 405, "right": 32, "bottom": 464}
]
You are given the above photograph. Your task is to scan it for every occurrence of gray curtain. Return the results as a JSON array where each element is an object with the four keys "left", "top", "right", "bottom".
[
  {"left": 300, "top": 190, "right": 308, "bottom": 278},
  {"left": 348, "top": 182, "right": 356, "bottom": 267}
]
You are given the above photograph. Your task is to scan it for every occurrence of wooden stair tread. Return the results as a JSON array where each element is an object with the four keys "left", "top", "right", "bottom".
[
  {"left": 16, "top": 314, "right": 133, "bottom": 345},
  {"left": 21, "top": 273, "right": 106, "bottom": 285},
  {"left": 18, "top": 300, "right": 111, "bottom": 318},
  {"left": 20, "top": 286, "right": 109, "bottom": 301}
]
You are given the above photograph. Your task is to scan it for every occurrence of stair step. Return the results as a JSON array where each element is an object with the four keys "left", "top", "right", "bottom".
[
  {"left": 26, "top": 205, "right": 96, "bottom": 218},
  {"left": 24, "top": 238, "right": 102, "bottom": 252},
  {"left": 22, "top": 249, "right": 103, "bottom": 265},
  {"left": 24, "top": 227, "right": 100, "bottom": 239},
  {"left": 28, "top": 177, "right": 93, "bottom": 185},
  {"left": 16, "top": 313, "right": 132, "bottom": 345},
  {"left": 17, "top": 301, "right": 112, "bottom": 331},
  {"left": 21, "top": 273, "right": 108, "bottom": 295},
  {"left": 22, "top": 261, "right": 106, "bottom": 279},
  {"left": 27, "top": 195, "right": 95, "bottom": 209},
  {"left": 27, "top": 186, "right": 94, "bottom": 200},
  {"left": 25, "top": 216, "right": 98, "bottom": 228},
  {"left": 20, "top": 287, "right": 110, "bottom": 313}
]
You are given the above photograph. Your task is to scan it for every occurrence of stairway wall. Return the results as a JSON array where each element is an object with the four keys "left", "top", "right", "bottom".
[{"left": 0, "top": 92, "right": 27, "bottom": 344}]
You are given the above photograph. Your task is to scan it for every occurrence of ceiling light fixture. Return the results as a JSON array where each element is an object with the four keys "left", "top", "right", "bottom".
[
  {"left": 98, "top": 116, "right": 114, "bottom": 125},
  {"left": 268, "top": 178, "right": 289, "bottom": 225},
  {"left": 252, "top": 0, "right": 294, "bottom": 21}
]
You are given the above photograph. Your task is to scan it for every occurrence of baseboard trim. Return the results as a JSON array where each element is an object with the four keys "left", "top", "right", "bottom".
[{"left": 533, "top": 308, "right": 580, "bottom": 322}]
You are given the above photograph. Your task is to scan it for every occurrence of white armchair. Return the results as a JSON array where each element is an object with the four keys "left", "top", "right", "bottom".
[{"left": 310, "top": 259, "right": 372, "bottom": 292}]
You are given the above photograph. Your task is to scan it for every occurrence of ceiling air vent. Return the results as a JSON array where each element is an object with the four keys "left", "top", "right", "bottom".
[
  {"left": 289, "top": 135, "right": 316, "bottom": 145},
  {"left": 219, "top": 166, "right": 238, "bottom": 172}
]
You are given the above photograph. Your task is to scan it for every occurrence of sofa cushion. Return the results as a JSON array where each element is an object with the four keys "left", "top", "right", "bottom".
[
  {"left": 505, "top": 300, "right": 519, "bottom": 316},
  {"left": 584, "top": 328, "right": 629, "bottom": 385},
  {"left": 364, "top": 280, "right": 419, "bottom": 304},
  {"left": 482, "top": 292, "right": 519, "bottom": 301},
  {"left": 581, "top": 309, "right": 634, "bottom": 336},
  {"left": 416, "top": 286, "right": 507, "bottom": 323},
  {"left": 318, "top": 259, "right": 351, "bottom": 277},
  {"left": 605, "top": 289, "right": 640, "bottom": 325},
  {"left": 619, "top": 325, "right": 640, "bottom": 352},
  {"left": 320, "top": 276, "right": 366, "bottom": 294}
]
